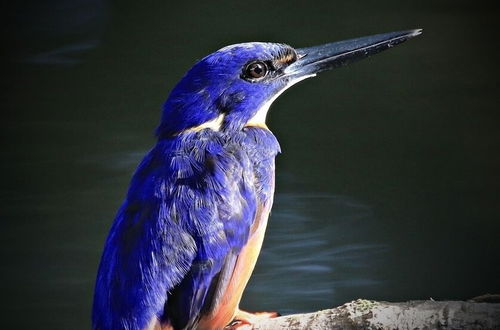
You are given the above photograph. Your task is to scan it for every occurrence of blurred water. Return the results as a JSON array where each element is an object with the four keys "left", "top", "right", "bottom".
[
  {"left": 243, "top": 193, "right": 388, "bottom": 314},
  {"left": 2, "top": 1, "right": 500, "bottom": 329}
]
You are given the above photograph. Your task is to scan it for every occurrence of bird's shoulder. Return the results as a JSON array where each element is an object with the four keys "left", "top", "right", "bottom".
[
  {"left": 120, "top": 126, "right": 280, "bottom": 246},
  {"left": 134, "top": 127, "right": 280, "bottom": 191}
]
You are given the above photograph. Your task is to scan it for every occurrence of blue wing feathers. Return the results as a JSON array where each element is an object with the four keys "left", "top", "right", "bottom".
[{"left": 92, "top": 128, "right": 280, "bottom": 330}]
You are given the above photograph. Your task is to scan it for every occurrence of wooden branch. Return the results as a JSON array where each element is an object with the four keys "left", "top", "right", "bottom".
[{"left": 250, "top": 299, "right": 500, "bottom": 330}]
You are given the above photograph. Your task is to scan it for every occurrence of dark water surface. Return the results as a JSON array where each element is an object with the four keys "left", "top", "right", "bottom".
[{"left": 2, "top": 1, "right": 500, "bottom": 328}]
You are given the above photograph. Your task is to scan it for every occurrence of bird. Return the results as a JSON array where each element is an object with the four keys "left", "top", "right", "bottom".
[{"left": 92, "top": 29, "right": 422, "bottom": 330}]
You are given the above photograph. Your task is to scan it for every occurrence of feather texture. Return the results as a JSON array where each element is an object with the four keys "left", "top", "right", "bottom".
[{"left": 92, "top": 127, "right": 280, "bottom": 330}]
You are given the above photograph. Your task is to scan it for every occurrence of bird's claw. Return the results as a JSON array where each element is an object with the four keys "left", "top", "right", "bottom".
[
  {"left": 224, "top": 319, "right": 252, "bottom": 330},
  {"left": 225, "top": 310, "right": 280, "bottom": 329}
]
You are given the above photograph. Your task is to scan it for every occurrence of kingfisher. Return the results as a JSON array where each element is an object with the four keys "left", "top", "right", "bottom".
[{"left": 92, "top": 29, "right": 421, "bottom": 330}]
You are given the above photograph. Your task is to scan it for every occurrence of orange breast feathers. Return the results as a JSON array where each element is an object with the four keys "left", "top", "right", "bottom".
[{"left": 196, "top": 203, "right": 272, "bottom": 330}]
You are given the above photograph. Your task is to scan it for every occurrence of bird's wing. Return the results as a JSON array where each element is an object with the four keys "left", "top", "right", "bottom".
[
  {"left": 164, "top": 134, "right": 269, "bottom": 329},
  {"left": 166, "top": 202, "right": 272, "bottom": 330}
]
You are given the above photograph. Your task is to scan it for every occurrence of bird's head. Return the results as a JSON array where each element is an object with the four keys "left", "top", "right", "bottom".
[{"left": 157, "top": 29, "right": 421, "bottom": 138}]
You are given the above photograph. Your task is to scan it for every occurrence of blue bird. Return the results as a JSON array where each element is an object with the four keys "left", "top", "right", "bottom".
[{"left": 92, "top": 29, "right": 421, "bottom": 330}]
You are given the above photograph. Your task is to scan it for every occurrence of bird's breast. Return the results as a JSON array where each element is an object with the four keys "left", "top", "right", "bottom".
[{"left": 197, "top": 196, "right": 274, "bottom": 330}]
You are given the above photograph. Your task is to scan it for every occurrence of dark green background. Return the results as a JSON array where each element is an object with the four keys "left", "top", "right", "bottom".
[{"left": 2, "top": 1, "right": 499, "bottom": 328}]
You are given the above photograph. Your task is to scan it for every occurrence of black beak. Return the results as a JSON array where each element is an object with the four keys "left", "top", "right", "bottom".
[{"left": 284, "top": 29, "right": 422, "bottom": 78}]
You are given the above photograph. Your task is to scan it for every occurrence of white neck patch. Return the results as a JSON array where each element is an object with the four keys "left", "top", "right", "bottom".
[{"left": 184, "top": 113, "right": 225, "bottom": 133}]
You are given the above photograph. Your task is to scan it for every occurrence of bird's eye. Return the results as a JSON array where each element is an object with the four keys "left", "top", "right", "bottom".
[{"left": 244, "top": 62, "right": 268, "bottom": 79}]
